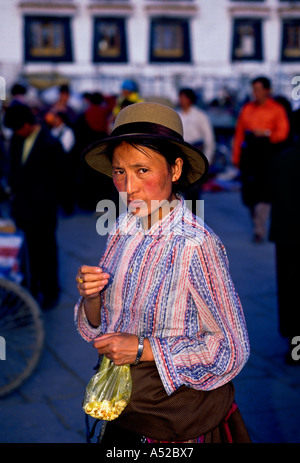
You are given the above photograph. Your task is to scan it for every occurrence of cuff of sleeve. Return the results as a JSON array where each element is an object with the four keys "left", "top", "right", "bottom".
[
  {"left": 148, "top": 337, "right": 182, "bottom": 396},
  {"left": 74, "top": 297, "right": 102, "bottom": 342}
]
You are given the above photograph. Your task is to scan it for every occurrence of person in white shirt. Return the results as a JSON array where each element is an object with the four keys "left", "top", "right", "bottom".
[
  {"left": 177, "top": 88, "right": 216, "bottom": 213},
  {"left": 177, "top": 88, "right": 215, "bottom": 165},
  {"left": 50, "top": 111, "right": 76, "bottom": 153}
]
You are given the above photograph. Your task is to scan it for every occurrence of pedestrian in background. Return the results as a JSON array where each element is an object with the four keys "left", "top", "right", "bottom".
[
  {"left": 177, "top": 88, "right": 215, "bottom": 214},
  {"left": 9, "top": 83, "right": 28, "bottom": 107},
  {"left": 48, "top": 84, "right": 78, "bottom": 127},
  {"left": 75, "top": 92, "right": 112, "bottom": 210},
  {"left": 3, "top": 104, "right": 64, "bottom": 310},
  {"left": 45, "top": 109, "right": 76, "bottom": 215},
  {"left": 177, "top": 88, "right": 216, "bottom": 165},
  {"left": 232, "top": 76, "right": 290, "bottom": 243},
  {"left": 110, "top": 79, "right": 143, "bottom": 126},
  {"left": 47, "top": 110, "right": 76, "bottom": 154},
  {"left": 76, "top": 92, "right": 110, "bottom": 147},
  {"left": 269, "top": 138, "right": 300, "bottom": 362}
]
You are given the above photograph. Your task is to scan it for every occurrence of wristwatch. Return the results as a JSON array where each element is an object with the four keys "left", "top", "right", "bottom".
[{"left": 133, "top": 335, "right": 144, "bottom": 365}]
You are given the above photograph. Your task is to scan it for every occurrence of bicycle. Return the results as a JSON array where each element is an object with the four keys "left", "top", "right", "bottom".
[{"left": 0, "top": 220, "right": 44, "bottom": 397}]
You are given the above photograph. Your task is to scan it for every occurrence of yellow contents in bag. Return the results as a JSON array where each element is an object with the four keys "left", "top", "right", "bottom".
[{"left": 83, "top": 355, "right": 132, "bottom": 421}]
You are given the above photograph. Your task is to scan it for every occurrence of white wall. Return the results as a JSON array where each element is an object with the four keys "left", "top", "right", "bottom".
[{"left": 0, "top": 0, "right": 299, "bottom": 103}]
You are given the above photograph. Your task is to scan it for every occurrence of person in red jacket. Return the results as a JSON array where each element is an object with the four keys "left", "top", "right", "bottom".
[{"left": 232, "top": 76, "right": 290, "bottom": 242}]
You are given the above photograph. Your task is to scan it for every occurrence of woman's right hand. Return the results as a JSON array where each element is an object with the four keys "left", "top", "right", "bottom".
[{"left": 76, "top": 265, "right": 110, "bottom": 300}]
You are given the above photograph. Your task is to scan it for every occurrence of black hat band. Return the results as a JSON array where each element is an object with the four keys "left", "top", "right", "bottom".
[{"left": 111, "top": 121, "right": 184, "bottom": 141}]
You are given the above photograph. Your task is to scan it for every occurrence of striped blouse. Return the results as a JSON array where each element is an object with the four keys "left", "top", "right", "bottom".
[{"left": 74, "top": 195, "right": 250, "bottom": 396}]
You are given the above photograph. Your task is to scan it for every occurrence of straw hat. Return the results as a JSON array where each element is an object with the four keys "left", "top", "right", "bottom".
[{"left": 83, "top": 102, "right": 208, "bottom": 185}]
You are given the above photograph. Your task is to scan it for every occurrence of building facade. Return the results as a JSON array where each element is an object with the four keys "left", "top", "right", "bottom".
[{"left": 0, "top": 0, "right": 299, "bottom": 104}]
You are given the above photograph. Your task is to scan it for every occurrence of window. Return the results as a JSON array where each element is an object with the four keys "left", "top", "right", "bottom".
[
  {"left": 231, "top": 18, "right": 263, "bottom": 61},
  {"left": 149, "top": 18, "right": 191, "bottom": 63},
  {"left": 93, "top": 17, "right": 127, "bottom": 63},
  {"left": 24, "top": 16, "right": 73, "bottom": 62},
  {"left": 281, "top": 19, "right": 300, "bottom": 61}
]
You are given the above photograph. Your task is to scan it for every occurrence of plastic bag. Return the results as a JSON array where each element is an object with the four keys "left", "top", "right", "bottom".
[{"left": 82, "top": 355, "right": 132, "bottom": 421}]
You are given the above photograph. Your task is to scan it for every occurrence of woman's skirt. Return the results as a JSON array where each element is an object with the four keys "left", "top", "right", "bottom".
[{"left": 100, "top": 402, "right": 251, "bottom": 445}]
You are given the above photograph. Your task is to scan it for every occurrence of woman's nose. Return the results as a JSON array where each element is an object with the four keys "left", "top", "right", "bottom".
[{"left": 125, "top": 174, "right": 138, "bottom": 195}]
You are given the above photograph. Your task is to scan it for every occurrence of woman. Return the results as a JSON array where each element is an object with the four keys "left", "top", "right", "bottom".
[{"left": 75, "top": 102, "right": 251, "bottom": 444}]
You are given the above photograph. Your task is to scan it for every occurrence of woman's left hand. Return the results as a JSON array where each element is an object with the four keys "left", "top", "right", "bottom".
[
  {"left": 93, "top": 333, "right": 140, "bottom": 365},
  {"left": 93, "top": 333, "right": 153, "bottom": 365}
]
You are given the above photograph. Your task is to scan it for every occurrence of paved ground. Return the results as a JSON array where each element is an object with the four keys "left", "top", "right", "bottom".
[{"left": 0, "top": 190, "right": 299, "bottom": 444}]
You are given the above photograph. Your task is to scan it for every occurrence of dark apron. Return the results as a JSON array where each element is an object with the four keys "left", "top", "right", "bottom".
[{"left": 100, "top": 361, "right": 250, "bottom": 443}]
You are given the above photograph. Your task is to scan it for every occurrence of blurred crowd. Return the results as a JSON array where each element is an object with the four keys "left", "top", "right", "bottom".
[
  {"left": 0, "top": 79, "right": 150, "bottom": 309},
  {"left": 0, "top": 76, "right": 299, "bottom": 338}
]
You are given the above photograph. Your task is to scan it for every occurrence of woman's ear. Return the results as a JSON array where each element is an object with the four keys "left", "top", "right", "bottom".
[{"left": 172, "top": 157, "right": 184, "bottom": 183}]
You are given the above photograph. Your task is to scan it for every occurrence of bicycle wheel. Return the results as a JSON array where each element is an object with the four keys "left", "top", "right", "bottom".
[{"left": 0, "top": 278, "right": 44, "bottom": 397}]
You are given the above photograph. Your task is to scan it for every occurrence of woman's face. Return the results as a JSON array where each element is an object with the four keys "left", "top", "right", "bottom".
[{"left": 112, "top": 141, "right": 183, "bottom": 229}]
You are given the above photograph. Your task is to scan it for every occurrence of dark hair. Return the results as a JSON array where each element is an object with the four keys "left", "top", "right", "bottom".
[
  {"left": 11, "top": 83, "right": 27, "bottom": 96},
  {"left": 3, "top": 104, "right": 35, "bottom": 130},
  {"left": 179, "top": 88, "right": 197, "bottom": 105},
  {"left": 56, "top": 111, "right": 70, "bottom": 125},
  {"left": 106, "top": 137, "right": 190, "bottom": 191},
  {"left": 90, "top": 92, "right": 104, "bottom": 105},
  {"left": 59, "top": 84, "right": 70, "bottom": 94},
  {"left": 251, "top": 76, "right": 271, "bottom": 90}
]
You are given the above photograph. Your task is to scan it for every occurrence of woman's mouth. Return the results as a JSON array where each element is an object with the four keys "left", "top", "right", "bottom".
[
  {"left": 128, "top": 199, "right": 144, "bottom": 206},
  {"left": 127, "top": 199, "right": 146, "bottom": 211}
]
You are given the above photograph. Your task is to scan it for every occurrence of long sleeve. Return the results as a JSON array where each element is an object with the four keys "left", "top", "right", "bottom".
[
  {"left": 269, "top": 104, "right": 290, "bottom": 144},
  {"left": 74, "top": 297, "right": 102, "bottom": 341},
  {"left": 232, "top": 108, "right": 247, "bottom": 167},
  {"left": 149, "top": 232, "right": 250, "bottom": 395}
]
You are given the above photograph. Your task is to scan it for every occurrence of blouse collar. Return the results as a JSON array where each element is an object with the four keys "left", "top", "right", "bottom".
[{"left": 117, "top": 193, "right": 186, "bottom": 239}]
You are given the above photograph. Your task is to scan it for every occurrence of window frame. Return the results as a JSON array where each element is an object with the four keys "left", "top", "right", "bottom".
[
  {"left": 281, "top": 18, "right": 300, "bottom": 62},
  {"left": 149, "top": 17, "right": 191, "bottom": 63},
  {"left": 24, "top": 15, "right": 73, "bottom": 63},
  {"left": 231, "top": 17, "right": 263, "bottom": 62},
  {"left": 92, "top": 16, "right": 128, "bottom": 63}
]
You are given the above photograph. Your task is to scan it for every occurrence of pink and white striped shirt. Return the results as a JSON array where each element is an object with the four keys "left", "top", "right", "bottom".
[{"left": 75, "top": 195, "right": 250, "bottom": 395}]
